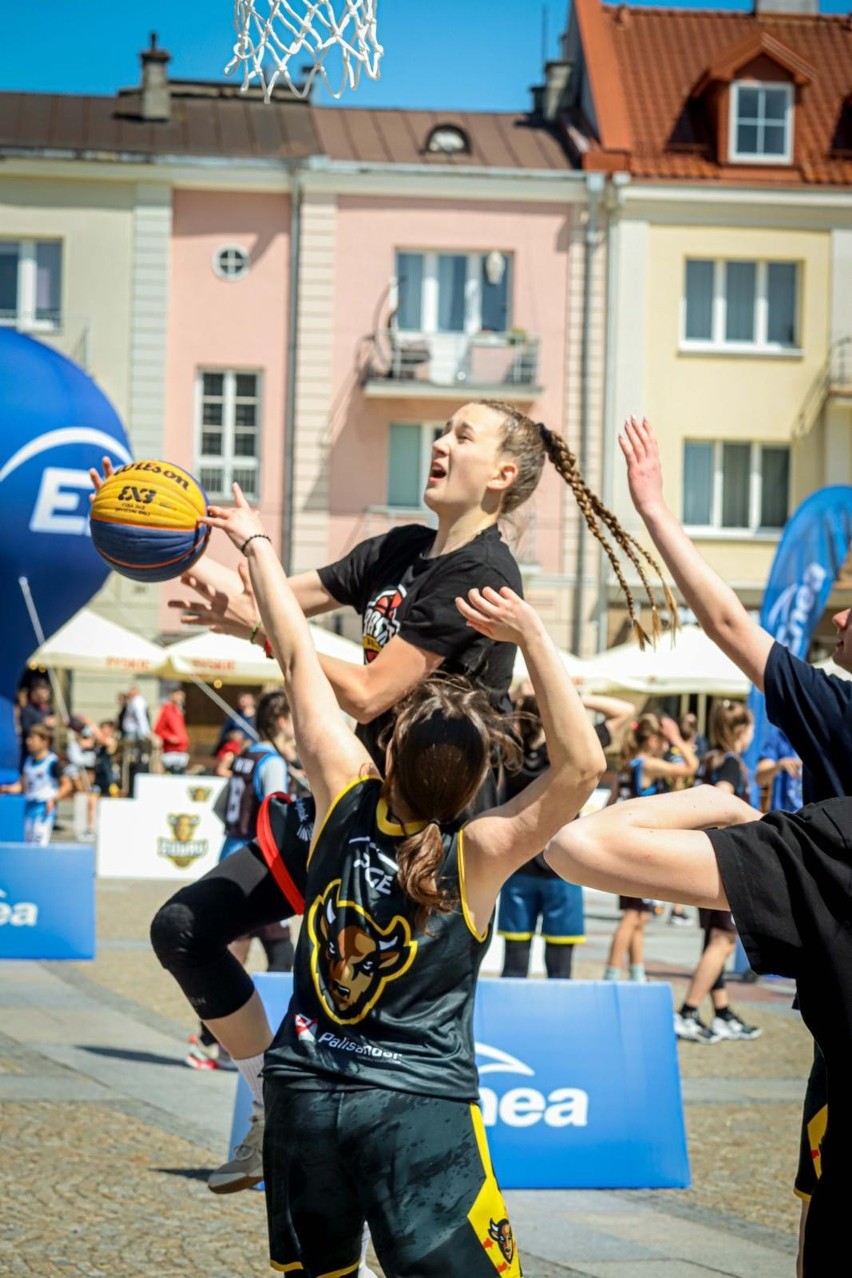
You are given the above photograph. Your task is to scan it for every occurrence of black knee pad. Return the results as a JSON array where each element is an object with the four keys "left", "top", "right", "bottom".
[{"left": 150, "top": 898, "right": 199, "bottom": 971}]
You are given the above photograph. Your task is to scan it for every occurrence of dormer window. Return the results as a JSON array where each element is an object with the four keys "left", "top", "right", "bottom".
[
  {"left": 425, "top": 125, "right": 470, "bottom": 156},
  {"left": 730, "top": 82, "right": 793, "bottom": 163}
]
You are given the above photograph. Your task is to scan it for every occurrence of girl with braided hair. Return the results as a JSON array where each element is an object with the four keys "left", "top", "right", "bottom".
[
  {"left": 128, "top": 398, "right": 673, "bottom": 1197},
  {"left": 200, "top": 482, "right": 607, "bottom": 1277}
]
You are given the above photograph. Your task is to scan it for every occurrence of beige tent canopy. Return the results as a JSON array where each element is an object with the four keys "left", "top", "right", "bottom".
[
  {"left": 159, "top": 625, "right": 364, "bottom": 684},
  {"left": 579, "top": 625, "right": 750, "bottom": 697},
  {"left": 28, "top": 608, "right": 166, "bottom": 676}
]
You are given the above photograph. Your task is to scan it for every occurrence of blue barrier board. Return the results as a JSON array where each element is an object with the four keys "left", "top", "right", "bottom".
[
  {"left": 0, "top": 842, "right": 95, "bottom": 959},
  {"left": 229, "top": 974, "right": 689, "bottom": 1190}
]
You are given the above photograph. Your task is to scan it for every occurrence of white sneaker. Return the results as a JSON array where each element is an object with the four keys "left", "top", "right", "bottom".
[
  {"left": 674, "top": 1011, "right": 720, "bottom": 1044},
  {"left": 208, "top": 1100, "right": 264, "bottom": 1194},
  {"left": 711, "top": 1012, "right": 762, "bottom": 1041}
]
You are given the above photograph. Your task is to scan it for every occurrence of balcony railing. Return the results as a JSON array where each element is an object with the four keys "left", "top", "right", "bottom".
[
  {"left": 0, "top": 312, "right": 91, "bottom": 370},
  {"left": 792, "top": 337, "right": 852, "bottom": 441},
  {"left": 360, "top": 328, "right": 541, "bottom": 398}
]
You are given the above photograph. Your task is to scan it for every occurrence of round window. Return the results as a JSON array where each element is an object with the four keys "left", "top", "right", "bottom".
[{"left": 213, "top": 245, "right": 250, "bottom": 280}]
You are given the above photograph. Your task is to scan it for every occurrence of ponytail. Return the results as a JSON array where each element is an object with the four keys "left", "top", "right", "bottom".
[{"left": 396, "top": 823, "right": 454, "bottom": 933}]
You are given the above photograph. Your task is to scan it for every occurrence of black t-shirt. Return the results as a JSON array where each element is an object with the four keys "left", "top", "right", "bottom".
[
  {"left": 709, "top": 799, "right": 852, "bottom": 1247},
  {"left": 318, "top": 525, "right": 522, "bottom": 769},
  {"left": 764, "top": 642, "right": 852, "bottom": 804},
  {"left": 700, "top": 752, "right": 747, "bottom": 799}
]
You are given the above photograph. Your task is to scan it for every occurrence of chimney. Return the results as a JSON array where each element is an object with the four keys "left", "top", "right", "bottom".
[
  {"left": 754, "top": 0, "right": 818, "bottom": 12},
  {"left": 541, "top": 59, "right": 572, "bottom": 122},
  {"left": 140, "top": 32, "right": 171, "bottom": 122}
]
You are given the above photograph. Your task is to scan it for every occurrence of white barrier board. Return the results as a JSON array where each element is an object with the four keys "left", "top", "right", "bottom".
[{"left": 96, "top": 774, "right": 227, "bottom": 880}]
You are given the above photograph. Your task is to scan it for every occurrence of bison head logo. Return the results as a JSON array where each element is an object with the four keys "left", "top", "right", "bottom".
[
  {"left": 308, "top": 880, "right": 417, "bottom": 1024},
  {"left": 488, "top": 1218, "right": 514, "bottom": 1265}
]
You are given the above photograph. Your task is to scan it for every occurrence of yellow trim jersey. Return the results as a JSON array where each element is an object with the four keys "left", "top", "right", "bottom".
[{"left": 264, "top": 778, "right": 491, "bottom": 1101}]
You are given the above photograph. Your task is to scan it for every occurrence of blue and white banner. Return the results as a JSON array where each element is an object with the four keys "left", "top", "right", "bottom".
[
  {"left": 229, "top": 974, "right": 689, "bottom": 1191},
  {"left": 745, "top": 486, "right": 852, "bottom": 798},
  {"left": 0, "top": 842, "right": 95, "bottom": 959}
]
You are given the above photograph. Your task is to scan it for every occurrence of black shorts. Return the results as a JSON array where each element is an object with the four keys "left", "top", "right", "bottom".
[
  {"left": 263, "top": 1082, "right": 523, "bottom": 1278},
  {"left": 698, "top": 907, "right": 736, "bottom": 934},
  {"left": 618, "top": 896, "right": 653, "bottom": 913},
  {"left": 796, "top": 1040, "right": 827, "bottom": 1199}
]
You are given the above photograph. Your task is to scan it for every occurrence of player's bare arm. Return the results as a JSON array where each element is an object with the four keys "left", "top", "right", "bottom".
[{"left": 620, "top": 416, "right": 773, "bottom": 690}]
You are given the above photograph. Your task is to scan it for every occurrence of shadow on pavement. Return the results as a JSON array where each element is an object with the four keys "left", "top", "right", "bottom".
[
  {"left": 81, "top": 1045, "right": 186, "bottom": 1068},
  {"left": 152, "top": 1167, "right": 213, "bottom": 1182}
]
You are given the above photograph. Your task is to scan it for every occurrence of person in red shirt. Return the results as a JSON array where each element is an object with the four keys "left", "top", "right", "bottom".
[{"left": 153, "top": 686, "right": 190, "bottom": 775}]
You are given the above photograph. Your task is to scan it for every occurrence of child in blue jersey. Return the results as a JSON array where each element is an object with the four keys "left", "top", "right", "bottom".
[
  {"left": 0, "top": 724, "right": 72, "bottom": 844},
  {"left": 603, "top": 713, "right": 697, "bottom": 981},
  {"left": 202, "top": 482, "right": 607, "bottom": 1278}
]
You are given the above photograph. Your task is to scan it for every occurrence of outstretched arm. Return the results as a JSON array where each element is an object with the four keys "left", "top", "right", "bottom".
[
  {"left": 202, "top": 487, "right": 374, "bottom": 821},
  {"left": 620, "top": 417, "right": 773, "bottom": 690},
  {"left": 547, "top": 785, "right": 758, "bottom": 909},
  {"left": 460, "top": 589, "right": 606, "bottom": 933}
]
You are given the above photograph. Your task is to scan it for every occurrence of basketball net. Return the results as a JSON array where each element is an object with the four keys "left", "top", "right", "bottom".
[{"left": 228, "top": 0, "right": 383, "bottom": 101}]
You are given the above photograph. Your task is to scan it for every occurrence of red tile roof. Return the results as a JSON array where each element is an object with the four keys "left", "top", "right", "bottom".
[{"left": 572, "top": 0, "right": 852, "bottom": 185}]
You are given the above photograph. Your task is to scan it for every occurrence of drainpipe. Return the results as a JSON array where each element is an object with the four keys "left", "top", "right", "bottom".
[
  {"left": 596, "top": 171, "right": 630, "bottom": 650},
  {"left": 572, "top": 171, "right": 605, "bottom": 656},
  {"left": 283, "top": 168, "right": 303, "bottom": 575}
]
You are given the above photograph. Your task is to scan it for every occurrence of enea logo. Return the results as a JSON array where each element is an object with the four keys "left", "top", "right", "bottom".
[
  {"left": 767, "top": 562, "right": 827, "bottom": 657},
  {"left": 0, "top": 428, "right": 133, "bottom": 536},
  {"left": 476, "top": 1042, "right": 589, "bottom": 1130},
  {"left": 0, "top": 886, "right": 38, "bottom": 927}
]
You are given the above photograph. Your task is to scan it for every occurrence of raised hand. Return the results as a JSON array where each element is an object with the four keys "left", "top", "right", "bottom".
[
  {"left": 168, "top": 559, "right": 260, "bottom": 637},
  {"left": 201, "top": 483, "right": 268, "bottom": 555},
  {"left": 618, "top": 416, "right": 666, "bottom": 518},
  {"left": 88, "top": 454, "right": 116, "bottom": 500},
  {"left": 455, "top": 586, "right": 543, "bottom": 646}
]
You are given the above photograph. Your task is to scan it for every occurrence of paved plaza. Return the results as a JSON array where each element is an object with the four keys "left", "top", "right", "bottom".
[{"left": 0, "top": 876, "right": 812, "bottom": 1277}]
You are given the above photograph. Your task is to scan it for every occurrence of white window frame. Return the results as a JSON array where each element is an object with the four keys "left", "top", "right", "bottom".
[
  {"left": 195, "top": 368, "right": 263, "bottom": 503},
  {"left": 0, "top": 238, "right": 62, "bottom": 331},
  {"left": 729, "top": 81, "right": 794, "bottom": 165},
  {"left": 680, "top": 258, "right": 800, "bottom": 354},
  {"left": 386, "top": 421, "right": 443, "bottom": 510},
  {"left": 682, "top": 439, "right": 790, "bottom": 536},
  {"left": 212, "top": 244, "right": 250, "bottom": 281},
  {"left": 392, "top": 251, "right": 512, "bottom": 335}
]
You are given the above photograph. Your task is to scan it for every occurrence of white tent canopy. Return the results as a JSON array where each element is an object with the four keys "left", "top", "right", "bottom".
[
  {"left": 29, "top": 608, "right": 166, "bottom": 676},
  {"left": 159, "top": 625, "right": 364, "bottom": 684},
  {"left": 513, "top": 645, "right": 588, "bottom": 684},
  {"left": 579, "top": 625, "right": 750, "bottom": 697}
]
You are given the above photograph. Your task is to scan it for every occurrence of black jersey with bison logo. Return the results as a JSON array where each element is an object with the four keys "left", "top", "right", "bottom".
[{"left": 264, "top": 777, "right": 491, "bottom": 1102}]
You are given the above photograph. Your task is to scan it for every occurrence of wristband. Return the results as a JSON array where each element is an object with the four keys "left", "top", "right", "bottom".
[
  {"left": 249, "top": 621, "right": 262, "bottom": 645},
  {"left": 241, "top": 532, "right": 272, "bottom": 556}
]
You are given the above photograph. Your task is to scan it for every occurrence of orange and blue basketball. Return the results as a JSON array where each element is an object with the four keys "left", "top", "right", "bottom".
[{"left": 89, "top": 461, "right": 210, "bottom": 582}]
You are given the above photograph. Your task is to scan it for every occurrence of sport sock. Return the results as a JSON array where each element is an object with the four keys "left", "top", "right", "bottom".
[
  {"left": 714, "top": 1007, "right": 736, "bottom": 1021},
  {"left": 680, "top": 1003, "right": 699, "bottom": 1018},
  {"left": 603, "top": 965, "right": 620, "bottom": 980},
  {"left": 629, "top": 964, "right": 646, "bottom": 982},
  {"left": 233, "top": 1052, "right": 266, "bottom": 1106}
]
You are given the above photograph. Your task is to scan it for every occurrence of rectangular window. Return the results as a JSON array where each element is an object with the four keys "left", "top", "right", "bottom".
[
  {"left": 393, "top": 250, "right": 513, "bottom": 335},
  {"left": 0, "top": 239, "right": 62, "bottom": 329},
  {"left": 387, "top": 422, "right": 443, "bottom": 508},
  {"left": 197, "top": 370, "right": 261, "bottom": 501},
  {"left": 730, "top": 82, "right": 793, "bottom": 164},
  {"left": 682, "top": 258, "right": 799, "bottom": 351},
  {"left": 682, "top": 440, "right": 789, "bottom": 532}
]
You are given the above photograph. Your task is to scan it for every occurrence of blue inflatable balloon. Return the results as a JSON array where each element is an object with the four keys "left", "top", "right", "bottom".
[{"left": 0, "top": 331, "right": 133, "bottom": 783}]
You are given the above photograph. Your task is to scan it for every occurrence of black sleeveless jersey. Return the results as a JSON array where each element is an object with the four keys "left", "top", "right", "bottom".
[
  {"left": 223, "top": 744, "right": 283, "bottom": 842},
  {"left": 263, "top": 778, "right": 491, "bottom": 1101}
]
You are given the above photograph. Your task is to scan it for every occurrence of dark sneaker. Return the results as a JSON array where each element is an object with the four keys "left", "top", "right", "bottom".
[
  {"left": 208, "top": 1101, "right": 264, "bottom": 1193},
  {"left": 674, "top": 1011, "right": 720, "bottom": 1044},
  {"left": 711, "top": 1012, "right": 762, "bottom": 1041}
]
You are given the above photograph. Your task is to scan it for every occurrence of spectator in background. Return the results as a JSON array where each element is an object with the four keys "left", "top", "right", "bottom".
[
  {"left": 680, "top": 711, "right": 709, "bottom": 761},
  {"left": 604, "top": 713, "right": 698, "bottom": 982},
  {"left": 215, "top": 728, "right": 247, "bottom": 775},
  {"left": 213, "top": 691, "right": 257, "bottom": 756},
  {"left": 153, "top": 686, "right": 191, "bottom": 775},
  {"left": 1, "top": 724, "right": 73, "bottom": 844},
  {"left": 119, "top": 684, "right": 150, "bottom": 741},
  {"left": 757, "top": 724, "right": 803, "bottom": 814},
  {"left": 19, "top": 679, "right": 57, "bottom": 767}
]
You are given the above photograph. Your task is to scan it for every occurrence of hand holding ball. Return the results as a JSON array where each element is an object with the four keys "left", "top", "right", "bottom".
[{"left": 89, "top": 461, "right": 210, "bottom": 582}]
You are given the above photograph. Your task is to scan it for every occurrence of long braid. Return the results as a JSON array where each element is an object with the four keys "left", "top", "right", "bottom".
[{"left": 480, "top": 399, "right": 678, "bottom": 646}]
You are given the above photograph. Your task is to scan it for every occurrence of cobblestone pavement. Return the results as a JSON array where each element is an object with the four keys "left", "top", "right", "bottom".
[{"left": 0, "top": 879, "right": 812, "bottom": 1277}]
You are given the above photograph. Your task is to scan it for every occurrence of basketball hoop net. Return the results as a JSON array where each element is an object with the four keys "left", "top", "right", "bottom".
[{"left": 228, "top": 0, "right": 383, "bottom": 102}]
